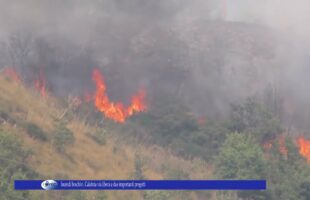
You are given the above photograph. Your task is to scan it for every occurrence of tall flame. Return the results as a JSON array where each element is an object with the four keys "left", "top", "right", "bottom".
[
  {"left": 297, "top": 136, "right": 310, "bottom": 163},
  {"left": 34, "top": 70, "right": 47, "bottom": 97},
  {"left": 92, "top": 69, "right": 146, "bottom": 123}
]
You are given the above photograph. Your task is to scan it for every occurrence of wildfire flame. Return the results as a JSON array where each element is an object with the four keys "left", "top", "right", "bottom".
[
  {"left": 34, "top": 70, "right": 47, "bottom": 97},
  {"left": 263, "top": 135, "right": 288, "bottom": 157},
  {"left": 3, "top": 67, "right": 21, "bottom": 83},
  {"left": 92, "top": 69, "right": 147, "bottom": 123},
  {"left": 263, "top": 135, "right": 310, "bottom": 163},
  {"left": 297, "top": 136, "right": 310, "bottom": 163}
]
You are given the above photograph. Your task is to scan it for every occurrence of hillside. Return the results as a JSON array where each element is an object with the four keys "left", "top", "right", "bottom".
[
  {"left": 0, "top": 75, "right": 212, "bottom": 200},
  {"left": 1, "top": 66, "right": 310, "bottom": 200},
  {"left": 1, "top": 1, "right": 310, "bottom": 200}
]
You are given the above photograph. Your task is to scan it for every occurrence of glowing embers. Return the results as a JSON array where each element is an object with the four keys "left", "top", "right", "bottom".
[{"left": 92, "top": 69, "right": 147, "bottom": 123}]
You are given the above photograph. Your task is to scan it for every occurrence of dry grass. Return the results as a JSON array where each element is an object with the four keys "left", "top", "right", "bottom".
[{"left": 0, "top": 76, "right": 213, "bottom": 200}]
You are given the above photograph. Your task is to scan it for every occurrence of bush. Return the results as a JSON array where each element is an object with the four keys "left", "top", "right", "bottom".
[
  {"left": 228, "top": 98, "right": 282, "bottom": 143},
  {"left": 53, "top": 122, "right": 75, "bottom": 153},
  {"left": 215, "top": 133, "right": 266, "bottom": 180},
  {"left": 88, "top": 128, "right": 106, "bottom": 145},
  {"left": 24, "top": 122, "right": 48, "bottom": 141},
  {"left": 265, "top": 139, "right": 310, "bottom": 200},
  {"left": 0, "top": 110, "right": 16, "bottom": 124},
  {"left": 0, "top": 129, "right": 37, "bottom": 200},
  {"left": 137, "top": 95, "right": 204, "bottom": 159},
  {"left": 215, "top": 133, "right": 268, "bottom": 200},
  {"left": 133, "top": 153, "right": 145, "bottom": 179}
]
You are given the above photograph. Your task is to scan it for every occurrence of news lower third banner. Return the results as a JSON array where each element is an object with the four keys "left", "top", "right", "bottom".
[{"left": 15, "top": 180, "right": 266, "bottom": 190}]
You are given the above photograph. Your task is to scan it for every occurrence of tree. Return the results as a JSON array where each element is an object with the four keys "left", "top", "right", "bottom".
[
  {"left": 216, "top": 133, "right": 266, "bottom": 179},
  {"left": 215, "top": 132, "right": 268, "bottom": 200},
  {"left": 228, "top": 98, "right": 282, "bottom": 143},
  {"left": 265, "top": 138, "right": 310, "bottom": 200}
]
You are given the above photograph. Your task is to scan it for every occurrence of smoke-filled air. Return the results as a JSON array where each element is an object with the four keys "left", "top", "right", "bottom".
[{"left": 0, "top": 0, "right": 310, "bottom": 199}]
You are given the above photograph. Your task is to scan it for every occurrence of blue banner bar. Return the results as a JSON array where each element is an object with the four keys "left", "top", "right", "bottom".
[{"left": 15, "top": 180, "right": 266, "bottom": 190}]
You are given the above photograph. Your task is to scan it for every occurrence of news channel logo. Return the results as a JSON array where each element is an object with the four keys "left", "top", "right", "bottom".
[{"left": 41, "top": 180, "right": 58, "bottom": 190}]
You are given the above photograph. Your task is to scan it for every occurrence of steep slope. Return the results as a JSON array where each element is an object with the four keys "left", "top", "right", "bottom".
[{"left": 0, "top": 75, "right": 212, "bottom": 200}]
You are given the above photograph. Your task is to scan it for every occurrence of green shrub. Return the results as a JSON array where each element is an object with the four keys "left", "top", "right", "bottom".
[
  {"left": 228, "top": 98, "right": 282, "bottom": 143},
  {"left": 24, "top": 122, "right": 48, "bottom": 141},
  {"left": 215, "top": 133, "right": 268, "bottom": 200},
  {"left": 133, "top": 153, "right": 145, "bottom": 179},
  {"left": 0, "top": 129, "right": 37, "bottom": 200},
  {"left": 88, "top": 128, "right": 106, "bottom": 145},
  {"left": 53, "top": 122, "right": 75, "bottom": 153},
  {"left": 0, "top": 110, "right": 16, "bottom": 124}
]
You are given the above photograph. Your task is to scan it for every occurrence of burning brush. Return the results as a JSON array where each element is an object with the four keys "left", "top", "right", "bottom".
[{"left": 92, "top": 69, "right": 147, "bottom": 123}]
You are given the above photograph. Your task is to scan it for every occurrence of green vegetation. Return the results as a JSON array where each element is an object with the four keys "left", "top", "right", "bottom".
[
  {"left": 214, "top": 99, "right": 310, "bottom": 200},
  {"left": 264, "top": 139, "right": 310, "bottom": 200},
  {"left": 53, "top": 122, "right": 75, "bottom": 153},
  {"left": 215, "top": 133, "right": 266, "bottom": 179},
  {"left": 88, "top": 128, "right": 106, "bottom": 145},
  {"left": 165, "top": 167, "right": 189, "bottom": 180},
  {"left": 0, "top": 69, "right": 310, "bottom": 200},
  {"left": 135, "top": 96, "right": 310, "bottom": 200},
  {"left": 215, "top": 133, "right": 268, "bottom": 200},
  {"left": 24, "top": 122, "right": 48, "bottom": 141},
  {"left": 227, "top": 98, "right": 283, "bottom": 143},
  {"left": 133, "top": 153, "right": 145, "bottom": 180},
  {"left": 136, "top": 95, "right": 228, "bottom": 160},
  {"left": 0, "top": 129, "right": 36, "bottom": 200}
]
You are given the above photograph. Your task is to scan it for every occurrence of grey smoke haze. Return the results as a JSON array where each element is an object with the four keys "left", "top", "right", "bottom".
[{"left": 0, "top": 0, "right": 310, "bottom": 129}]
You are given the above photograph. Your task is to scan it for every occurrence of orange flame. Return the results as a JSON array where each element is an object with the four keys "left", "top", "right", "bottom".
[
  {"left": 127, "top": 89, "right": 147, "bottom": 116},
  {"left": 92, "top": 69, "right": 147, "bottom": 123},
  {"left": 3, "top": 67, "right": 21, "bottom": 83},
  {"left": 297, "top": 136, "right": 310, "bottom": 163},
  {"left": 34, "top": 70, "right": 47, "bottom": 97},
  {"left": 263, "top": 135, "right": 287, "bottom": 157}
]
